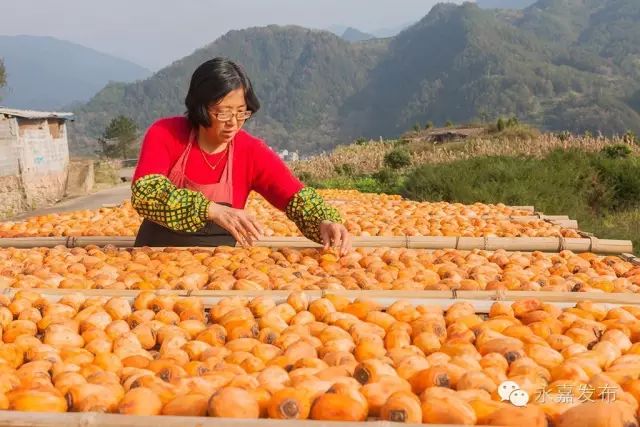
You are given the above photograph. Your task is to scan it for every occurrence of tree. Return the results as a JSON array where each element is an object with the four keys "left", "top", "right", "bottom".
[
  {"left": 98, "top": 115, "right": 139, "bottom": 159},
  {"left": 384, "top": 148, "right": 412, "bottom": 169}
]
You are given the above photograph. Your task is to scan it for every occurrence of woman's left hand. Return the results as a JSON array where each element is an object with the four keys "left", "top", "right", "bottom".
[{"left": 319, "top": 221, "right": 352, "bottom": 256}]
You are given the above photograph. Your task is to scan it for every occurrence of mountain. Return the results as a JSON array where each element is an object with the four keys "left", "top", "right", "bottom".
[
  {"left": 70, "top": 1, "right": 640, "bottom": 156},
  {"left": 341, "top": 27, "right": 376, "bottom": 42},
  {"left": 0, "top": 35, "right": 151, "bottom": 110},
  {"left": 476, "top": 0, "right": 536, "bottom": 9},
  {"left": 71, "top": 26, "right": 389, "bottom": 155}
]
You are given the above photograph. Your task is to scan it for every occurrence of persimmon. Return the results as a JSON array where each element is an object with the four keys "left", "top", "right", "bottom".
[
  {"left": 380, "top": 390, "right": 422, "bottom": 423},
  {"left": 267, "top": 388, "right": 312, "bottom": 420},
  {"left": 208, "top": 387, "right": 260, "bottom": 419},
  {"left": 118, "top": 387, "right": 162, "bottom": 415}
]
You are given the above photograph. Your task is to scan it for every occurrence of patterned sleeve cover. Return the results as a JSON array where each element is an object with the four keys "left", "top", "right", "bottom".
[
  {"left": 285, "top": 187, "right": 343, "bottom": 243},
  {"left": 132, "top": 175, "right": 342, "bottom": 241},
  {"left": 131, "top": 174, "right": 210, "bottom": 232}
]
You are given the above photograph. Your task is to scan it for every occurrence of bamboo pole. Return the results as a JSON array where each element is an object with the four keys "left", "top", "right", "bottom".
[
  {"left": 0, "top": 411, "right": 462, "bottom": 427},
  {"left": 0, "top": 235, "right": 632, "bottom": 254},
  {"left": 460, "top": 214, "right": 567, "bottom": 221},
  {"left": 0, "top": 237, "right": 69, "bottom": 248},
  {"left": 548, "top": 219, "right": 579, "bottom": 229},
  {"left": 69, "top": 236, "right": 136, "bottom": 248},
  {"left": 537, "top": 215, "right": 570, "bottom": 221},
  {"left": 453, "top": 290, "right": 640, "bottom": 305},
  {"left": 407, "top": 236, "right": 632, "bottom": 254},
  {"left": 130, "top": 235, "right": 633, "bottom": 254},
  {"left": 510, "top": 205, "right": 535, "bottom": 212},
  {"left": 7, "top": 288, "right": 640, "bottom": 309}
]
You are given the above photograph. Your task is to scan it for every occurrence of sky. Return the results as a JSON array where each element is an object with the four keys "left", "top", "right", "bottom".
[{"left": 1, "top": 0, "right": 465, "bottom": 71}]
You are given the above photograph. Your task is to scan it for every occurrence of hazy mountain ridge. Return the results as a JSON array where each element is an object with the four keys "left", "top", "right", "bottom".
[{"left": 0, "top": 35, "right": 151, "bottom": 110}]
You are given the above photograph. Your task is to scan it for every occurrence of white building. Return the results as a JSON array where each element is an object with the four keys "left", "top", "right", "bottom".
[
  {"left": 0, "top": 107, "right": 73, "bottom": 217},
  {"left": 276, "top": 149, "right": 299, "bottom": 162}
]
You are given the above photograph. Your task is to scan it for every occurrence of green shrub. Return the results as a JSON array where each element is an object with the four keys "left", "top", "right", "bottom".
[
  {"left": 353, "top": 177, "right": 387, "bottom": 193},
  {"left": 425, "top": 121, "right": 434, "bottom": 129},
  {"left": 601, "top": 144, "right": 632, "bottom": 159},
  {"left": 496, "top": 118, "right": 506, "bottom": 132},
  {"left": 506, "top": 116, "right": 519, "bottom": 127},
  {"left": 445, "top": 120, "right": 454, "bottom": 128},
  {"left": 592, "top": 156, "right": 640, "bottom": 210},
  {"left": 384, "top": 148, "right": 412, "bottom": 169}
]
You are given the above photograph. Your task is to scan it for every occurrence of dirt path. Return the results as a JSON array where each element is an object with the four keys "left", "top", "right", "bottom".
[{"left": 10, "top": 184, "right": 132, "bottom": 220}]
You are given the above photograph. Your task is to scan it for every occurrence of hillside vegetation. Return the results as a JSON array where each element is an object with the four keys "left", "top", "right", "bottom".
[
  {"left": 292, "top": 127, "right": 640, "bottom": 248},
  {"left": 70, "top": 0, "right": 640, "bottom": 155}
]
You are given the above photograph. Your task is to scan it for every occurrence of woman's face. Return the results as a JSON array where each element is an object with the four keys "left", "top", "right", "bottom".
[{"left": 205, "top": 88, "right": 249, "bottom": 144}]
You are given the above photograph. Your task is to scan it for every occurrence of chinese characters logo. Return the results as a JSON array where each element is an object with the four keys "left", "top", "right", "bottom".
[{"left": 498, "top": 381, "right": 618, "bottom": 407}]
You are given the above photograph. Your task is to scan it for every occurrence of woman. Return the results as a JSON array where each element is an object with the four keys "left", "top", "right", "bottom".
[{"left": 131, "top": 57, "right": 352, "bottom": 254}]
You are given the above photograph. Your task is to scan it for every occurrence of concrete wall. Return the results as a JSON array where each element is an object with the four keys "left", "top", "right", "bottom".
[
  {"left": 0, "top": 116, "right": 20, "bottom": 176},
  {"left": 0, "top": 115, "right": 71, "bottom": 218},
  {"left": 65, "top": 159, "right": 95, "bottom": 197},
  {"left": 17, "top": 118, "right": 69, "bottom": 207},
  {"left": 0, "top": 175, "right": 25, "bottom": 218},
  {"left": 0, "top": 117, "right": 24, "bottom": 217}
]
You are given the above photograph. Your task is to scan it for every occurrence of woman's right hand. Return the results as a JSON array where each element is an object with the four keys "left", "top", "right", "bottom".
[{"left": 207, "top": 202, "right": 264, "bottom": 247}]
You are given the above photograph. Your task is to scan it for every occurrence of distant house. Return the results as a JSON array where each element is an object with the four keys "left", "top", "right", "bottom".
[
  {"left": 276, "top": 149, "right": 300, "bottom": 162},
  {"left": 0, "top": 107, "right": 73, "bottom": 217}
]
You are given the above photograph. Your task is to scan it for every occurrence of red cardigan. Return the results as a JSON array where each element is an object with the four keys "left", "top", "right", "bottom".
[{"left": 133, "top": 116, "right": 303, "bottom": 211}]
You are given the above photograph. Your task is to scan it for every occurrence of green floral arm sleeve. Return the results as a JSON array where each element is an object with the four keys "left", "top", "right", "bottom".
[
  {"left": 131, "top": 174, "right": 210, "bottom": 232},
  {"left": 285, "top": 187, "right": 343, "bottom": 243}
]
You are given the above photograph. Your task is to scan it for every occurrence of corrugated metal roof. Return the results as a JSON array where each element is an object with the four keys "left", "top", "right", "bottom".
[{"left": 0, "top": 107, "right": 74, "bottom": 120}]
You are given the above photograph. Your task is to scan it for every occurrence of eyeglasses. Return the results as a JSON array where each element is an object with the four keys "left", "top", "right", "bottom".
[{"left": 209, "top": 110, "right": 253, "bottom": 122}]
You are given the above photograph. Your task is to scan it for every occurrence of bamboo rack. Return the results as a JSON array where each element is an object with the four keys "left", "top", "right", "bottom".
[
  {"left": 0, "top": 236, "right": 632, "bottom": 254},
  {"left": 1, "top": 287, "right": 629, "bottom": 427}
]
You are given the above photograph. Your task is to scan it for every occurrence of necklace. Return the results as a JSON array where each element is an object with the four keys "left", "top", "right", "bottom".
[{"left": 199, "top": 143, "right": 229, "bottom": 173}]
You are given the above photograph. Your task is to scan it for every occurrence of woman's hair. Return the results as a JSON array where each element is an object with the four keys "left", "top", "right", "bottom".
[{"left": 185, "top": 57, "right": 260, "bottom": 128}]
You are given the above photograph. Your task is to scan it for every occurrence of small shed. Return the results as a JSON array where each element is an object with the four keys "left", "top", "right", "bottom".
[{"left": 0, "top": 107, "right": 73, "bottom": 216}]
